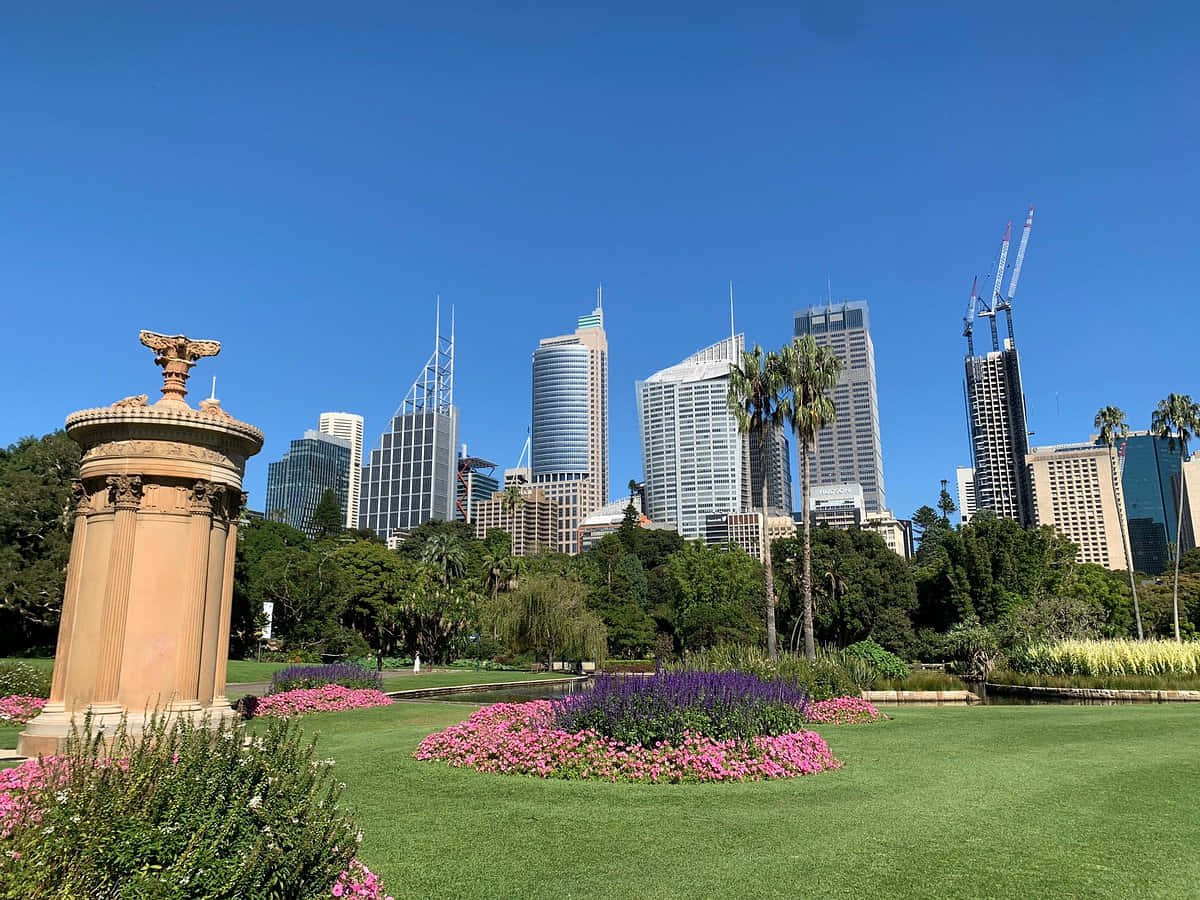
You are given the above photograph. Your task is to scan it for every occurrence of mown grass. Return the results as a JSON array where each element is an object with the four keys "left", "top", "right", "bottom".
[
  {"left": 0, "top": 725, "right": 19, "bottom": 750},
  {"left": 290, "top": 700, "right": 1200, "bottom": 899},
  {"left": 989, "top": 669, "right": 1200, "bottom": 691},
  {"left": 0, "top": 657, "right": 291, "bottom": 688},
  {"left": 381, "top": 670, "right": 575, "bottom": 692}
]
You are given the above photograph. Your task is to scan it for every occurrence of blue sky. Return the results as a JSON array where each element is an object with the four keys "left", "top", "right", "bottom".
[{"left": 2, "top": 2, "right": 1197, "bottom": 520}]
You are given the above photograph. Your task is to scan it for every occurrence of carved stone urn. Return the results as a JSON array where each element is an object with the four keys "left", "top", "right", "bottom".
[{"left": 19, "top": 332, "right": 263, "bottom": 757}]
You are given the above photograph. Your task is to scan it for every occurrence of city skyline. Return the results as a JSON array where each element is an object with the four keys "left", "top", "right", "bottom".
[{"left": 3, "top": 7, "right": 1197, "bottom": 528}]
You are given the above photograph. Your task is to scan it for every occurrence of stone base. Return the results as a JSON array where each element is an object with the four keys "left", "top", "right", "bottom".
[{"left": 17, "top": 701, "right": 238, "bottom": 759}]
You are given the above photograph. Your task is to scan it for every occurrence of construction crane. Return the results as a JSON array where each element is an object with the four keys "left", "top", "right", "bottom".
[
  {"left": 962, "top": 275, "right": 980, "bottom": 357},
  {"left": 998, "top": 205, "right": 1034, "bottom": 345}
]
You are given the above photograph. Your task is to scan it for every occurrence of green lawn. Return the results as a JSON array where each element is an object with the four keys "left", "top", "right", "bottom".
[
  {"left": 2, "top": 658, "right": 292, "bottom": 688},
  {"left": 287, "top": 701, "right": 1200, "bottom": 899},
  {"left": 0, "top": 725, "right": 19, "bottom": 750},
  {"left": 381, "top": 670, "right": 575, "bottom": 692}
]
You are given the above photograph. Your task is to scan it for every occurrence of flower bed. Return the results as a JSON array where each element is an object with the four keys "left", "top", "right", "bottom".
[
  {"left": 415, "top": 700, "right": 840, "bottom": 783},
  {"left": 269, "top": 663, "right": 383, "bottom": 695},
  {"left": 805, "top": 696, "right": 881, "bottom": 725},
  {"left": 0, "top": 695, "right": 45, "bottom": 725},
  {"left": 255, "top": 684, "right": 393, "bottom": 717}
]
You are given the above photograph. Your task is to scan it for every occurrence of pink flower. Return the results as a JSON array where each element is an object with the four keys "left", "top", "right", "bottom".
[
  {"left": 255, "top": 686, "right": 392, "bottom": 718},
  {"left": 804, "top": 696, "right": 881, "bottom": 725}
]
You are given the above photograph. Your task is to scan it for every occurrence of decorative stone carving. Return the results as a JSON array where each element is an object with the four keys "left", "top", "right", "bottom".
[
  {"left": 84, "top": 439, "right": 241, "bottom": 468},
  {"left": 70, "top": 479, "right": 90, "bottom": 515},
  {"left": 112, "top": 394, "right": 149, "bottom": 409},
  {"left": 199, "top": 398, "right": 234, "bottom": 421},
  {"left": 188, "top": 480, "right": 226, "bottom": 514},
  {"left": 106, "top": 474, "right": 143, "bottom": 510},
  {"left": 139, "top": 331, "right": 221, "bottom": 406}
]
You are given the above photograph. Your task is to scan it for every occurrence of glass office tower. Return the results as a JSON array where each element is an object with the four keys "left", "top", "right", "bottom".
[
  {"left": 1120, "top": 432, "right": 1186, "bottom": 574},
  {"left": 265, "top": 430, "right": 351, "bottom": 538}
]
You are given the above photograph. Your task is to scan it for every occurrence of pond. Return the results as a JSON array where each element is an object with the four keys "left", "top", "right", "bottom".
[{"left": 422, "top": 679, "right": 592, "bottom": 704}]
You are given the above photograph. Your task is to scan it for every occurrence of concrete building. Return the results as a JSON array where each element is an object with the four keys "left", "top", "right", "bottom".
[
  {"left": 359, "top": 309, "right": 458, "bottom": 541},
  {"left": 864, "top": 510, "right": 913, "bottom": 560},
  {"left": 1184, "top": 452, "right": 1200, "bottom": 553},
  {"left": 531, "top": 303, "right": 609, "bottom": 554},
  {"left": 472, "top": 487, "right": 557, "bottom": 557},
  {"left": 318, "top": 412, "right": 364, "bottom": 530},
  {"left": 265, "top": 430, "right": 351, "bottom": 538},
  {"left": 637, "top": 335, "right": 751, "bottom": 540},
  {"left": 964, "top": 348, "right": 1032, "bottom": 525},
  {"left": 1026, "top": 442, "right": 1129, "bottom": 570},
  {"left": 455, "top": 448, "right": 498, "bottom": 524},
  {"left": 1119, "top": 432, "right": 1189, "bottom": 574},
  {"left": 807, "top": 482, "right": 865, "bottom": 529},
  {"left": 794, "top": 301, "right": 886, "bottom": 513},
  {"left": 575, "top": 496, "right": 651, "bottom": 553},
  {"left": 749, "top": 424, "right": 793, "bottom": 516},
  {"left": 955, "top": 466, "right": 978, "bottom": 525}
]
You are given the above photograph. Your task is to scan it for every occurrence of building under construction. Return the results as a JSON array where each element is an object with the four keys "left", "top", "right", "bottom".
[{"left": 962, "top": 207, "right": 1035, "bottom": 526}]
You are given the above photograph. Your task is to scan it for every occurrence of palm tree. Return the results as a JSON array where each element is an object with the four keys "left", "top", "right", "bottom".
[
  {"left": 1094, "top": 405, "right": 1143, "bottom": 640},
  {"left": 480, "top": 548, "right": 514, "bottom": 602},
  {"left": 420, "top": 533, "right": 468, "bottom": 587},
  {"left": 727, "top": 345, "right": 787, "bottom": 659},
  {"left": 1151, "top": 393, "right": 1200, "bottom": 642},
  {"left": 780, "top": 335, "right": 843, "bottom": 662}
]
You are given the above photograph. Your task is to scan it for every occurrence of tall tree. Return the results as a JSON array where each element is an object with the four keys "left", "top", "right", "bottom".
[
  {"left": 420, "top": 532, "right": 469, "bottom": 587},
  {"left": 937, "top": 479, "right": 957, "bottom": 522},
  {"left": 1095, "top": 405, "right": 1143, "bottom": 639},
  {"left": 727, "top": 345, "right": 787, "bottom": 659},
  {"left": 336, "top": 540, "right": 409, "bottom": 669},
  {"left": 500, "top": 484, "right": 525, "bottom": 551},
  {"left": 780, "top": 335, "right": 843, "bottom": 661},
  {"left": 1151, "top": 393, "right": 1200, "bottom": 641},
  {"left": 0, "top": 431, "right": 81, "bottom": 653},
  {"left": 485, "top": 573, "right": 606, "bottom": 669},
  {"left": 310, "top": 487, "right": 343, "bottom": 537}
]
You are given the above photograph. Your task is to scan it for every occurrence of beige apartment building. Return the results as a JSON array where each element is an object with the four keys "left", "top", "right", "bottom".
[
  {"left": 1026, "top": 442, "right": 1129, "bottom": 570},
  {"left": 472, "top": 488, "right": 558, "bottom": 557}
]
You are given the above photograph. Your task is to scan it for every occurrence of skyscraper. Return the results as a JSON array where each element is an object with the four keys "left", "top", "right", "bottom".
[
  {"left": 749, "top": 425, "right": 793, "bottom": 515},
  {"left": 530, "top": 302, "right": 609, "bottom": 554},
  {"left": 1026, "top": 442, "right": 1129, "bottom": 570},
  {"left": 962, "top": 209, "right": 1036, "bottom": 525},
  {"left": 265, "top": 430, "right": 351, "bottom": 538},
  {"left": 637, "top": 335, "right": 751, "bottom": 540},
  {"left": 1119, "top": 432, "right": 1188, "bottom": 574},
  {"left": 359, "top": 308, "right": 458, "bottom": 541},
  {"left": 318, "top": 412, "right": 364, "bottom": 530},
  {"left": 793, "top": 300, "right": 886, "bottom": 513}
]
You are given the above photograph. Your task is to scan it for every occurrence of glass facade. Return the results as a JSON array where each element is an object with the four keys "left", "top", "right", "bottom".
[
  {"left": 359, "top": 410, "right": 458, "bottom": 539},
  {"left": 531, "top": 344, "right": 591, "bottom": 475},
  {"left": 264, "top": 431, "right": 351, "bottom": 538},
  {"left": 1120, "top": 433, "right": 1185, "bottom": 574}
]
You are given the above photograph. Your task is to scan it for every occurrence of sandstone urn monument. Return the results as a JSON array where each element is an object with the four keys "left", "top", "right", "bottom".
[{"left": 19, "top": 332, "right": 263, "bottom": 757}]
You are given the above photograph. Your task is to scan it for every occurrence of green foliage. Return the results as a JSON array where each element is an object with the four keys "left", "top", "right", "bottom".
[
  {"left": 0, "top": 660, "right": 52, "bottom": 698},
  {"left": 0, "top": 431, "right": 81, "bottom": 655},
  {"left": 336, "top": 540, "right": 410, "bottom": 668},
  {"left": 843, "top": 639, "right": 909, "bottom": 681},
  {"left": 310, "top": 487, "right": 344, "bottom": 537},
  {"left": 1008, "top": 638, "right": 1200, "bottom": 677},
  {"left": 775, "top": 528, "right": 917, "bottom": 653},
  {"left": 232, "top": 519, "right": 309, "bottom": 657},
  {"left": 419, "top": 532, "right": 469, "bottom": 586},
  {"left": 987, "top": 669, "right": 1200, "bottom": 691},
  {"left": 1, "top": 714, "right": 358, "bottom": 898},
  {"left": 1180, "top": 548, "right": 1200, "bottom": 574},
  {"left": 483, "top": 573, "right": 606, "bottom": 667},
  {"left": 666, "top": 542, "right": 764, "bottom": 651}
]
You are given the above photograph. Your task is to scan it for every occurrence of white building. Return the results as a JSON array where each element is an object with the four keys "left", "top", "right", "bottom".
[
  {"left": 637, "top": 335, "right": 750, "bottom": 540},
  {"left": 318, "top": 412, "right": 364, "bottom": 530},
  {"left": 794, "top": 301, "right": 886, "bottom": 513},
  {"left": 955, "top": 466, "right": 977, "bottom": 525},
  {"left": 808, "top": 482, "right": 865, "bottom": 529}
]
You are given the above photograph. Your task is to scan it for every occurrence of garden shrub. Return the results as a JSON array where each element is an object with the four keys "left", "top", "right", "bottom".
[
  {"left": 0, "top": 713, "right": 364, "bottom": 898},
  {"left": 842, "top": 640, "right": 909, "bottom": 682},
  {"left": 555, "top": 671, "right": 809, "bottom": 746},
  {"left": 600, "top": 659, "right": 658, "bottom": 673},
  {"left": 268, "top": 662, "right": 382, "bottom": 695},
  {"left": 1007, "top": 638, "right": 1200, "bottom": 678},
  {"left": 674, "top": 645, "right": 862, "bottom": 700},
  {"left": 0, "top": 695, "right": 46, "bottom": 725},
  {"left": 0, "top": 662, "right": 52, "bottom": 699}
]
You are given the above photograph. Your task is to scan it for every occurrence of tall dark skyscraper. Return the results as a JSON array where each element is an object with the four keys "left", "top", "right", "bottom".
[
  {"left": 265, "top": 430, "right": 351, "bottom": 538},
  {"left": 359, "top": 305, "right": 458, "bottom": 543},
  {"left": 1119, "top": 432, "right": 1187, "bottom": 574},
  {"left": 962, "top": 207, "right": 1035, "bottom": 525}
]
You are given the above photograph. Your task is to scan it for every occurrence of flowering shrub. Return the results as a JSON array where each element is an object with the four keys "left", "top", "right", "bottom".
[
  {"left": 805, "top": 696, "right": 881, "bottom": 725},
  {"left": 255, "top": 684, "right": 393, "bottom": 717},
  {"left": 415, "top": 701, "right": 840, "bottom": 783},
  {"left": 556, "top": 671, "right": 809, "bottom": 745},
  {"left": 0, "top": 662, "right": 51, "bottom": 699},
  {"left": 0, "top": 714, "right": 390, "bottom": 898},
  {"left": 270, "top": 663, "right": 383, "bottom": 694},
  {"left": 0, "top": 695, "right": 46, "bottom": 724}
]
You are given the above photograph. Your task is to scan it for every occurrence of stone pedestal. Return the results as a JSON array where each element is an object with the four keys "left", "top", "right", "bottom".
[{"left": 19, "top": 332, "right": 263, "bottom": 757}]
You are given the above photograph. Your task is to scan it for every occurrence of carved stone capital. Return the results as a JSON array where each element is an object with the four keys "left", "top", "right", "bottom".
[
  {"left": 188, "top": 480, "right": 224, "bottom": 515},
  {"left": 106, "top": 475, "right": 143, "bottom": 511},
  {"left": 139, "top": 331, "right": 221, "bottom": 406},
  {"left": 70, "top": 479, "right": 89, "bottom": 515}
]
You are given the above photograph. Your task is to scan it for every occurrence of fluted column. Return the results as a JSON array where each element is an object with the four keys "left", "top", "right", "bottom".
[
  {"left": 175, "top": 481, "right": 216, "bottom": 708},
  {"left": 92, "top": 475, "right": 142, "bottom": 709},
  {"left": 209, "top": 491, "right": 246, "bottom": 710},
  {"left": 46, "top": 480, "right": 91, "bottom": 709}
]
